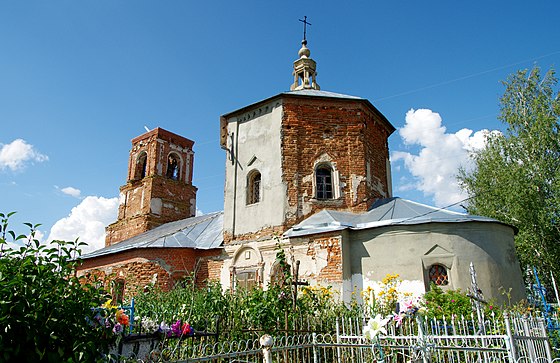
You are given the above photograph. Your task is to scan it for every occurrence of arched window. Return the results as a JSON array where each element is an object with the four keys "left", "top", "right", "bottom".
[
  {"left": 429, "top": 264, "right": 449, "bottom": 286},
  {"left": 247, "top": 171, "right": 261, "bottom": 205},
  {"left": 166, "top": 153, "right": 180, "bottom": 180},
  {"left": 135, "top": 152, "right": 148, "bottom": 180},
  {"left": 315, "top": 165, "right": 334, "bottom": 199},
  {"left": 235, "top": 270, "right": 257, "bottom": 290}
]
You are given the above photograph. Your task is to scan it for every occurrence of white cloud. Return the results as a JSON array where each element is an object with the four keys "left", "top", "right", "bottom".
[
  {"left": 392, "top": 109, "right": 492, "bottom": 207},
  {"left": 61, "top": 186, "right": 82, "bottom": 198},
  {"left": 47, "top": 196, "right": 119, "bottom": 254},
  {"left": 0, "top": 139, "right": 48, "bottom": 171}
]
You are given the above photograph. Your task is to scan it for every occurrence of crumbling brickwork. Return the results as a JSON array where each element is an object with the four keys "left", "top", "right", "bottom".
[
  {"left": 314, "top": 236, "right": 343, "bottom": 282},
  {"left": 223, "top": 225, "right": 285, "bottom": 245},
  {"left": 106, "top": 128, "right": 197, "bottom": 246},
  {"left": 195, "top": 256, "right": 225, "bottom": 285},
  {"left": 77, "top": 247, "right": 221, "bottom": 296},
  {"left": 281, "top": 96, "right": 393, "bottom": 227}
]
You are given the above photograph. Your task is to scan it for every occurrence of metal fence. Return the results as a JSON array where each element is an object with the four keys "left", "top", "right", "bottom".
[{"left": 111, "top": 314, "right": 559, "bottom": 362}]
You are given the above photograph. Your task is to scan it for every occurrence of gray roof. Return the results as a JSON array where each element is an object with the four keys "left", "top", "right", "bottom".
[
  {"left": 284, "top": 197, "right": 509, "bottom": 238},
  {"left": 220, "top": 89, "right": 395, "bottom": 134},
  {"left": 81, "top": 211, "right": 224, "bottom": 260},
  {"left": 281, "top": 89, "right": 363, "bottom": 100}
]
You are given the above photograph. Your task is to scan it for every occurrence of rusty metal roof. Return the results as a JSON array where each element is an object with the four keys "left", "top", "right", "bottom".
[{"left": 80, "top": 211, "right": 223, "bottom": 260}]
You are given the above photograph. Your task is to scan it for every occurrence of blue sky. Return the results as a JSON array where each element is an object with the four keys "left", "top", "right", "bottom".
[{"left": 1, "top": 1, "right": 559, "bottom": 251}]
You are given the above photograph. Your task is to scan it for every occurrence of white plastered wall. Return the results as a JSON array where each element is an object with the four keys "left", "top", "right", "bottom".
[
  {"left": 345, "top": 222, "right": 525, "bottom": 305},
  {"left": 223, "top": 101, "right": 286, "bottom": 236}
]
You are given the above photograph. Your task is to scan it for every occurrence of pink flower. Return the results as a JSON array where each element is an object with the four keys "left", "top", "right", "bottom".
[
  {"left": 393, "top": 314, "right": 404, "bottom": 327},
  {"left": 402, "top": 300, "right": 414, "bottom": 312},
  {"left": 171, "top": 320, "right": 182, "bottom": 336}
]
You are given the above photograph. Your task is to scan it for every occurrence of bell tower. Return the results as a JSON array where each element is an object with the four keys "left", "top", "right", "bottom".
[
  {"left": 290, "top": 39, "right": 320, "bottom": 91},
  {"left": 105, "top": 127, "right": 197, "bottom": 246}
]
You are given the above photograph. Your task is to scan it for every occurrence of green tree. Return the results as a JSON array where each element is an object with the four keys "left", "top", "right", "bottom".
[
  {"left": 0, "top": 212, "right": 116, "bottom": 362},
  {"left": 459, "top": 67, "right": 560, "bottom": 280}
]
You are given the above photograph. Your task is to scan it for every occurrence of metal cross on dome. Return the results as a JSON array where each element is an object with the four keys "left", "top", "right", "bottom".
[{"left": 299, "top": 16, "right": 311, "bottom": 41}]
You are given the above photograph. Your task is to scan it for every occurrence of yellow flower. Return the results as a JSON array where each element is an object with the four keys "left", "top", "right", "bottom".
[{"left": 102, "top": 299, "right": 117, "bottom": 310}]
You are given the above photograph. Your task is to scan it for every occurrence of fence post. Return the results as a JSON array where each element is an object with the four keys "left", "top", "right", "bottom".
[
  {"left": 313, "top": 332, "right": 318, "bottom": 363},
  {"left": 537, "top": 317, "right": 553, "bottom": 361},
  {"left": 336, "top": 318, "right": 341, "bottom": 363},
  {"left": 415, "top": 314, "right": 431, "bottom": 363},
  {"left": 503, "top": 313, "right": 517, "bottom": 362},
  {"left": 522, "top": 315, "right": 537, "bottom": 361},
  {"left": 260, "top": 334, "right": 273, "bottom": 363}
]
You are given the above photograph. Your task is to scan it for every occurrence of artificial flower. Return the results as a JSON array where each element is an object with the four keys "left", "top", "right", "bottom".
[
  {"left": 113, "top": 323, "right": 123, "bottom": 334},
  {"left": 171, "top": 320, "right": 182, "bottom": 336},
  {"left": 102, "top": 299, "right": 116, "bottom": 310},
  {"left": 181, "top": 322, "right": 193, "bottom": 335},
  {"left": 159, "top": 321, "right": 171, "bottom": 334},
  {"left": 116, "top": 309, "right": 130, "bottom": 326}
]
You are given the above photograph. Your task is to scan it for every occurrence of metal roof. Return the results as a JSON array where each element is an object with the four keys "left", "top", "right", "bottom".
[
  {"left": 284, "top": 197, "right": 510, "bottom": 238},
  {"left": 81, "top": 211, "right": 224, "bottom": 260},
  {"left": 281, "top": 89, "right": 363, "bottom": 100},
  {"left": 220, "top": 89, "right": 395, "bottom": 135}
]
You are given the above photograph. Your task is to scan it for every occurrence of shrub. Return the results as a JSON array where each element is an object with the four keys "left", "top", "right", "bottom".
[
  {"left": 422, "top": 284, "right": 473, "bottom": 319},
  {"left": 0, "top": 212, "right": 116, "bottom": 362}
]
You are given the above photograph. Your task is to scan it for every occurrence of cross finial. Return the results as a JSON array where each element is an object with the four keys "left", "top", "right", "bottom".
[{"left": 299, "top": 16, "right": 311, "bottom": 41}]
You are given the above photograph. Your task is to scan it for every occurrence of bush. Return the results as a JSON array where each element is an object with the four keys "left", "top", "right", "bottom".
[
  {"left": 132, "top": 247, "right": 360, "bottom": 340},
  {"left": 0, "top": 212, "right": 116, "bottom": 362},
  {"left": 422, "top": 284, "right": 474, "bottom": 319}
]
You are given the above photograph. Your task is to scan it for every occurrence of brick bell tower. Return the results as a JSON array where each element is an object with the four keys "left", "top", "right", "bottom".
[{"left": 105, "top": 127, "right": 197, "bottom": 246}]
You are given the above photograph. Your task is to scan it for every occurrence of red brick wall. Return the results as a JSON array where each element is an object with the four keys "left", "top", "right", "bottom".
[
  {"left": 194, "top": 256, "right": 225, "bottom": 286},
  {"left": 77, "top": 248, "right": 221, "bottom": 296},
  {"left": 314, "top": 236, "right": 343, "bottom": 282},
  {"left": 105, "top": 127, "right": 198, "bottom": 246},
  {"left": 281, "top": 97, "right": 392, "bottom": 227}
]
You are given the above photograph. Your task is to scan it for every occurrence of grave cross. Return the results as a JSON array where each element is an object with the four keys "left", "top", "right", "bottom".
[
  {"left": 291, "top": 260, "right": 309, "bottom": 309},
  {"left": 299, "top": 16, "right": 311, "bottom": 41},
  {"left": 468, "top": 262, "right": 486, "bottom": 335}
]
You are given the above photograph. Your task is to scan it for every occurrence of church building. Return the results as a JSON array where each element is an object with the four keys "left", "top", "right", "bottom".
[{"left": 77, "top": 36, "right": 525, "bottom": 303}]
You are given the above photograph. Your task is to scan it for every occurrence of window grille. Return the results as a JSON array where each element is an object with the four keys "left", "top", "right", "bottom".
[
  {"left": 316, "top": 166, "right": 333, "bottom": 199},
  {"left": 247, "top": 172, "right": 261, "bottom": 204},
  {"left": 429, "top": 264, "right": 449, "bottom": 286}
]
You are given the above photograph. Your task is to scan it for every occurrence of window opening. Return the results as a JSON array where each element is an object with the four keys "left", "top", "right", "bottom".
[
  {"left": 135, "top": 152, "right": 148, "bottom": 179},
  {"left": 166, "top": 153, "right": 180, "bottom": 180},
  {"left": 429, "top": 264, "right": 449, "bottom": 286},
  {"left": 236, "top": 270, "right": 257, "bottom": 290},
  {"left": 316, "top": 166, "right": 333, "bottom": 199},
  {"left": 247, "top": 171, "right": 261, "bottom": 204}
]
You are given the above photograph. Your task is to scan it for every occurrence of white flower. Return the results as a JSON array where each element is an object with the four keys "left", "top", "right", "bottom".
[
  {"left": 159, "top": 321, "right": 170, "bottom": 333},
  {"left": 363, "top": 314, "right": 390, "bottom": 340},
  {"left": 140, "top": 316, "right": 159, "bottom": 332}
]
